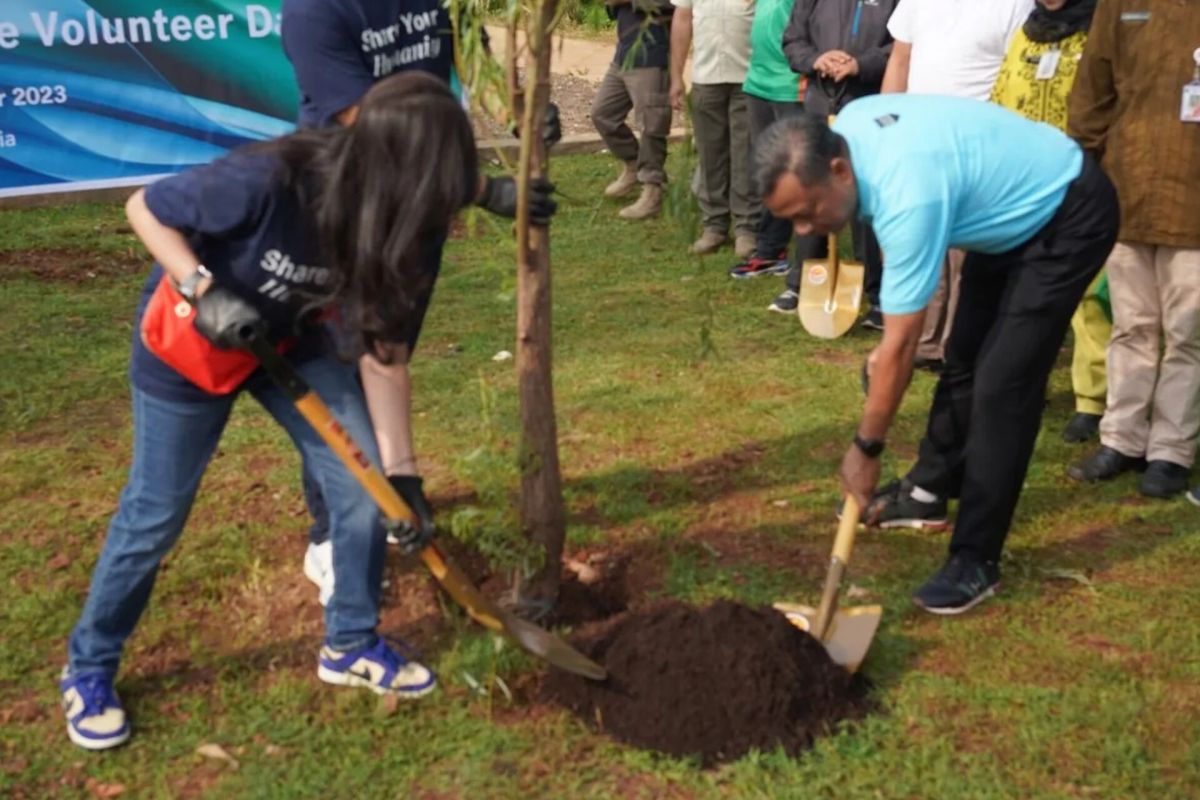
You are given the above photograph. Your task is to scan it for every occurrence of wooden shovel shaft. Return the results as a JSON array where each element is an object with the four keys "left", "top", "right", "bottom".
[
  {"left": 813, "top": 495, "right": 861, "bottom": 639},
  {"left": 289, "top": 394, "right": 506, "bottom": 632}
]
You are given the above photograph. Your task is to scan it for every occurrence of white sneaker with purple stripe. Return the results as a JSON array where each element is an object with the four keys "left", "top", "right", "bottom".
[
  {"left": 60, "top": 668, "right": 130, "bottom": 750},
  {"left": 317, "top": 638, "right": 436, "bottom": 698}
]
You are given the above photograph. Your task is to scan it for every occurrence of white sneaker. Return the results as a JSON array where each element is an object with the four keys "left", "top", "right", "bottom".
[
  {"left": 60, "top": 668, "right": 130, "bottom": 750},
  {"left": 317, "top": 639, "right": 436, "bottom": 698},
  {"left": 303, "top": 541, "right": 334, "bottom": 607}
]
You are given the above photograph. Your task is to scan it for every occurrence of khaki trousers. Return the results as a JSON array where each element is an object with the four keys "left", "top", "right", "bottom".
[
  {"left": 590, "top": 63, "right": 671, "bottom": 185},
  {"left": 691, "top": 82, "right": 758, "bottom": 237},
  {"left": 916, "top": 249, "right": 965, "bottom": 362},
  {"left": 1099, "top": 242, "right": 1200, "bottom": 466}
]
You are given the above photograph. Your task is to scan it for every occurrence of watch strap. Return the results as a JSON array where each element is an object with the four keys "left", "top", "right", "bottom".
[
  {"left": 175, "top": 265, "right": 212, "bottom": 302},
  {"left": 853, "top": 433, "right": 885, "bottom": 458}
]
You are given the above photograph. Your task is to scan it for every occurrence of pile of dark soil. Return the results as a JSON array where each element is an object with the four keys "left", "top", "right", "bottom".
[{"left": 541, "top": 600, "right": 871, "bottom": 765}]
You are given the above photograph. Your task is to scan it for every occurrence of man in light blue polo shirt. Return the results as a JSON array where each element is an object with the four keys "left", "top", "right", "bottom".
[{"left": 755, "top": 94, "right": 1119, "bottom": 614}]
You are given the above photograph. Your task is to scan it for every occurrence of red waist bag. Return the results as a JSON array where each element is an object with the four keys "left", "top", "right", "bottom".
[{"left": 140, "top": 277, "right": 291, "bottom": 395}]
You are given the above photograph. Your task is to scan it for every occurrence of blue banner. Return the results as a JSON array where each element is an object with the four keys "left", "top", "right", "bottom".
[{"left": 0, "top": 1, "right": 298, "bottom": 198}]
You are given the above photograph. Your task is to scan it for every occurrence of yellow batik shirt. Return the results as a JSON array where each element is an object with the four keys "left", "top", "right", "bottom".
[{"left": 990, "top": 28, "right": 1089, "bottom": 131}]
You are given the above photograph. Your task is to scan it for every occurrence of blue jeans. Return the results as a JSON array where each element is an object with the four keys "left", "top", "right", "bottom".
[{"left": 68, "top": 355, "right": 387, "bottom": 677}]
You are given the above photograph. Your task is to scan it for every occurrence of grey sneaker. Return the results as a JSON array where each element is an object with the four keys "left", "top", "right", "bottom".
[
  {"left": 866, "top": 479, "right": 950, "bottom": 530},
  {"left": 768, "top": 289, "right": 798, "bottom": 313}
]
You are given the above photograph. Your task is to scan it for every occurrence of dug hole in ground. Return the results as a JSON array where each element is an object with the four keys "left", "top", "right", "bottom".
[{"left": 537, "top": 558, "right": 873, "bottom": 766}]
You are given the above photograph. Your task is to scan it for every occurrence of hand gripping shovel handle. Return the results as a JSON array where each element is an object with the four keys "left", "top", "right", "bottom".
[
  {"left": 813, "top": 494, "right": 861, "bottom": 640},
  {"left": 237, "top": 326, "right": 606, "bottom": 679}
]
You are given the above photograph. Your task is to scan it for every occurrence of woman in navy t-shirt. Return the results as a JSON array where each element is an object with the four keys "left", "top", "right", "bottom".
[{"left": 60, "top": 73, "right": 476, "bottom": 751}]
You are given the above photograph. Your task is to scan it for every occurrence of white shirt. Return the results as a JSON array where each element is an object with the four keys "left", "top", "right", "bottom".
[
  {"left": 887, "top": 0, "right": 1032, "bottom": 100},
  {"left": 672, "top": 0, "right": 755, "bottom": 85}
]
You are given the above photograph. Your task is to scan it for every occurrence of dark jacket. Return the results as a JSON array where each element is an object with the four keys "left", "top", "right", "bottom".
[
  {"left": 782, "top": 0, "right": 897, "bottom": 117},
  {"left": 609, "top": 0, "right": 673, "bottom": 71}
]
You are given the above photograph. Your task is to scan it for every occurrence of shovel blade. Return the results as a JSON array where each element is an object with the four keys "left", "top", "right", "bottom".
[
  {"left": 421, "top": 543, "right": 607, "bottom": 680},
  {"left": 773, "top": 602, "right": 882, "bottom": 673},
  {"left": 499, "top": 610, "right": 608, "bottom": 680},
  {"left": 798, "top": 257, "right": 866, "bottom": 340}
]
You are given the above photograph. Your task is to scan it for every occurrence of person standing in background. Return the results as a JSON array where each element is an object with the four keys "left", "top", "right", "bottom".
[
  {"left": 727, "top": 0, "right": 808, "bottom": 282},
  {"left": 880, "top": 0, "right": 1032, "bottom": 369},
  {"left": 770, "top": 0, "right": 897, "bottom": 320},
  {"left": 990, "top": 0, "right": 1107, "bottom": 445},
  {"left": 1067, "top": 0, "right": 1200, "bottom": 499},
  {"left": 670, "top": 0, "right": 759, "bottom": 259},
  {"left": 592, "top": 0, "right": 675, "bottom": 220}
]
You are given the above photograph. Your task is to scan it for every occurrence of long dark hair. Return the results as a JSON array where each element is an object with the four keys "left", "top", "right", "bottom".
[{"left": 268, "top": 72, "right": 478, "bottom": 360}]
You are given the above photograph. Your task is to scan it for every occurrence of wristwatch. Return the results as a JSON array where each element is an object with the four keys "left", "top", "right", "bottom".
[
  {"left": 175, "top": 265, "right": 212, "bottom": 303},
  {"left": 853, "top": 433, "right": 886, "bottom": 458}
]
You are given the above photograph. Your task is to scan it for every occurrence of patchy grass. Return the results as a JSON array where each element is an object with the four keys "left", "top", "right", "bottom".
[{"left": 1, "top": 153, "right": 1198, "bottom": 799}]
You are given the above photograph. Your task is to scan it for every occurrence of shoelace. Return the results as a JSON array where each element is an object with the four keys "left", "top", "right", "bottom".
[
  {"left": 372, "top": 636, "right": 429, "bottom": 668},
  {"left": 72, "top": 673, "right": 117, "bottom": 716}
]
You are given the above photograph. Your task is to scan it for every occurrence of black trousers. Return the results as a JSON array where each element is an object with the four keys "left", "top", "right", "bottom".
[
  {"left": 906, "top": 156, "right": 1119, "bottom": 562},
  {"left": 747, "top": 94, "right": 805, "bottom": 258}
]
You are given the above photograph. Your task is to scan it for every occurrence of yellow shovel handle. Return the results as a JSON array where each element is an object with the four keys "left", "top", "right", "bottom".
[
  {"left": 292, "top": 393, "right": 506, "bottom": 632},
  {"left": 832, "top": 493, "right": 860, "bottom": 563}
]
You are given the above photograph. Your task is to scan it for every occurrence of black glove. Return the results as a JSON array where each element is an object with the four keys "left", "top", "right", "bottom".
[
  {"left": 479, "top": 175, "right": 558, "bottom": 225},
  {"left": 511, "top": 102, "right": 563, "bottom": 149},
  {"left": 385, "top": 475, "right": 435, "bottom": 554},
  {"left": 193, "top": 286, "right": 264, "bottom": 350},
  {"left": 542, "top": 103, "right": 563, "bottom": 147}
]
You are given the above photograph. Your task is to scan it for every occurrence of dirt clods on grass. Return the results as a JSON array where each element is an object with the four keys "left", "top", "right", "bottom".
[{"left": 541, "top": 600, "right": 871, "bottom": 765}]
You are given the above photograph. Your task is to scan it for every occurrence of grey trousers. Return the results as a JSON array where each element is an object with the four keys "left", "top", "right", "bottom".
[
  {"left": 590, "top": 63, "right": 671, "bottom": 185},
  {"left": 691, "top": 82, "right": 759, "bottom": 237}
]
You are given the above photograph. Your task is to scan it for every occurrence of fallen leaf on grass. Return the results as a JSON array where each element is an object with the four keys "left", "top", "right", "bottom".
[
  {"left": 378, "top": 693, "right": 401, "bottom": 717},
  {"left": 846, "top": 585, "right": 873, "bottom": 601},
  {"left": 48, "top": 553, "right": 71, "bottom": 571},
  {"left": 1040, "top": 567, "right": 1098, "bottom": 595},
  {"left": 84, "top": 778, "right": 126, "bottom": 798},
  {"left": 195, "top": 743, "right": 239, "bottom": 770}
]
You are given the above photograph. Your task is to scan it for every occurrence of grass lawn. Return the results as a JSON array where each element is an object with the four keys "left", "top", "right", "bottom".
[{"left": 1, "top": 152, "right": 1197, "bottom": 799}]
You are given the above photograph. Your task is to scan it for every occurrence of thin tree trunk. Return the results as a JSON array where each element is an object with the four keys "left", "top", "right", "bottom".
[{"left": 513, "top": 0, "right": 565, "bottom": 607}]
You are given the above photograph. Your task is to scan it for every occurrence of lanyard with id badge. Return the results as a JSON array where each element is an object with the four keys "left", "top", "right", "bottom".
[
  {"left": 1035, "top": 47, "right": 1061, "bottom": 81},
  {"left": 1181, "top": 48, "right": 1200, "bottom": 123}
]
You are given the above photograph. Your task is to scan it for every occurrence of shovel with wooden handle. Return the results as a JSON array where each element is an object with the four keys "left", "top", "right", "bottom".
[
  {"left": 774, "top": 494, "right": 881, "bottom": 673},
  {"left": 236, "top": 325, "right": 606, "bottom": 681},
  {"left": 797, "top": 77, "right": 866, "bottom": 340},
  {"left": 798, "top": 231, "right": 865, "bottom": 339}
]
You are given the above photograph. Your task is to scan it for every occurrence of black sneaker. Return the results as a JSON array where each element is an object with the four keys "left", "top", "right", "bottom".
[
  {"left": 866, "top": 478, "right": 950, "bottom": 530},
  {"left": 1139, "top": 460, "right": 1190, "bottom": 499},
  {"left": 1063, "top": 412, "right": 1101, "bottom": 443},
  {"left": 860, "top": 305, "right": 884, "bottom": 331},
  {"left": 1067, "top": 445, "right": 1147, "bottom": 482},
  {"left": 768, "top": 290, "right": 798, "bottom": 314},
  {"left": 912, "top": 553, "right": 1000, "bottom": 615},
  {"left": 1187, "top": 486, "right": 1200, "bottom": 507}
]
